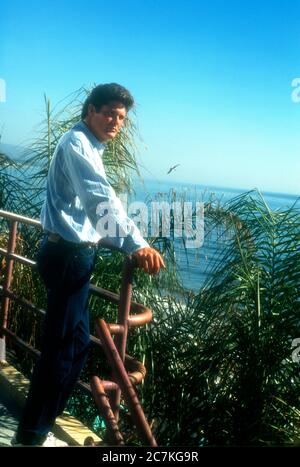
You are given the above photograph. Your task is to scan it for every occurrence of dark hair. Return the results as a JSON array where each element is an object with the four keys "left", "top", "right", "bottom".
[{"left": 81, "top": 83, "right": 134, "bottom": 119}]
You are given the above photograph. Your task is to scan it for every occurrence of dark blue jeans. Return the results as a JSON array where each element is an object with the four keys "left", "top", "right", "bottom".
[{"left": 16, "top": 236, "right": 96, "bottom": 445}]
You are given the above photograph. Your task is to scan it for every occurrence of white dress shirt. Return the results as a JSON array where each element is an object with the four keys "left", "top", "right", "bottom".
[{"left": 41, "top": 121, "right": 149, "bottom": 254}]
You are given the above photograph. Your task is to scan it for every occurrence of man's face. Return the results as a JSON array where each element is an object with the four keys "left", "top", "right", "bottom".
[{"left": 86, "top": 101, "right": 127, "bottom": 142}]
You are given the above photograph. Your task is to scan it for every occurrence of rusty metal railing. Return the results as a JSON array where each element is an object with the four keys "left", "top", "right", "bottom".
[{"left": 0, "top": 209, "right": 157, "bottom": 446}]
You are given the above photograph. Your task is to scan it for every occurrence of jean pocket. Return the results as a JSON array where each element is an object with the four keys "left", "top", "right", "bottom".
[{"left": 64, "top": 247, "right": 96, "bottom": 292}]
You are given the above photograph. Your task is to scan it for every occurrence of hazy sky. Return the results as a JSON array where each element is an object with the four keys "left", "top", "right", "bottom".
[{"left": 1, "top": 0, "right": 300, "bottom": 194}]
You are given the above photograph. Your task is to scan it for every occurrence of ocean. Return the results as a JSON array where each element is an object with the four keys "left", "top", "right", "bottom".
[{"left": 132, "top": 178, "right": 300, "bottom": 292}]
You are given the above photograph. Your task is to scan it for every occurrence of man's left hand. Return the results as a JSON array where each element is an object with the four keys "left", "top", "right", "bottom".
[{"left": 132, "top": 247, "right": 166, "bottom": 275}]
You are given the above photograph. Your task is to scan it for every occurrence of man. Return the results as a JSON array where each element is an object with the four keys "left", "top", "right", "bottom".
[{"left": 13, "top": 83, "right": 165, "bottom": 446}]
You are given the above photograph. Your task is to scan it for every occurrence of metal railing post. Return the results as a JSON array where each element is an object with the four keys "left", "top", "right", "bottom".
[
  {"left": 90, "top": 376, "right": 124, "bottom": 445},
  {"left": 96, "top": 319, "right": 157, "bottom": 447},
  {"left": 0, "top": 220, "right": 18, "bottom": 361},
  {"left": 110, "top": 257, "right": 134, "bottom": 421}
]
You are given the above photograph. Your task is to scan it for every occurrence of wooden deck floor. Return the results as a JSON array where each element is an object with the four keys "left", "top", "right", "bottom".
[{"left": 0, "top": 361, "right": 102, "bottom": 447}]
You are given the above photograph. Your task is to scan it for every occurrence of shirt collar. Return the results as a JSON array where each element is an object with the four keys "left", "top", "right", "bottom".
[{"left": 73, "top": 121, "right": 105, "bottom": 151}]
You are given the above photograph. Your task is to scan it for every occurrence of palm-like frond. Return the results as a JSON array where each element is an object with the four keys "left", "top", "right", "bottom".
[
  {"left": 173, "top": 191, "right": 300, "bottom": 445},
  {"left": 0, "top": 146, "right": 29, "bottom": 214}
]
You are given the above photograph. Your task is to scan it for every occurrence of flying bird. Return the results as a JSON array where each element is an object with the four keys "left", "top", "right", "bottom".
[{"left": 167, "top": 163, "right": 180, "bottom": 175}]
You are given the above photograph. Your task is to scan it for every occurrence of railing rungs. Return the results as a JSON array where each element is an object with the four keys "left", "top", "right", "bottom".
[
  {"left": 2, "top": 327, "right": 92, "bottom": 395},
  {"left": 2, "top": 327, "right": 40, "bottom": 358},
  {"left": 0, "top": 249, "right": 36, "bottom": 267},
  {"left": 0, "top": 286, "right": 46, "bottom": 318},
  {"left": 0, "top": 209, "right": 156, "bottom": 446},
  {"left": 0, "top": 209, "right": 41, "bottom": 227}
]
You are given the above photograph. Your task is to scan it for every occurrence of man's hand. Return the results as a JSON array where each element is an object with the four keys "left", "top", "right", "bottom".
[{"left": 132, "top": 247, "right": 165, "bottom": 275}]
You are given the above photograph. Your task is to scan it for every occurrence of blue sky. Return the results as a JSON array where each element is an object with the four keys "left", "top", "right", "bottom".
[{"left": 1, "top": 0, "right": 300, "bottom": 194}]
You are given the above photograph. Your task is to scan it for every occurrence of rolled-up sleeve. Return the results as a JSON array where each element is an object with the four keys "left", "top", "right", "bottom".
[{"left": 62, "top": 137, "right": 149, "bottom": 255}]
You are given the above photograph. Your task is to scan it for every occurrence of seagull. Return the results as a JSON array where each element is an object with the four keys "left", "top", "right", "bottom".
[{"left": 167, "top": 163, "right": 180, "bottom": 175}]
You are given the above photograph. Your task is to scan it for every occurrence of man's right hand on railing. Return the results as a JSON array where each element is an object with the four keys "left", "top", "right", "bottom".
[{"left": 132, "top": 247, "right": 165, "bottom": 275}]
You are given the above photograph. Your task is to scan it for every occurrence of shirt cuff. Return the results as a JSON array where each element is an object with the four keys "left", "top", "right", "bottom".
[{"left": 122, "top": 235, "right": 150, "bottom": 255}]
